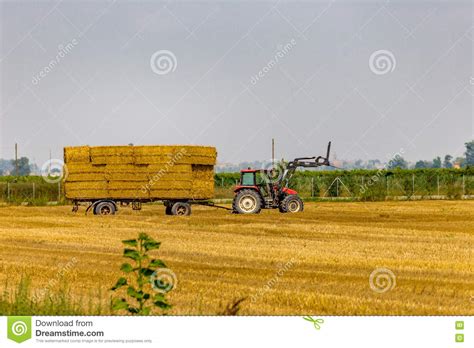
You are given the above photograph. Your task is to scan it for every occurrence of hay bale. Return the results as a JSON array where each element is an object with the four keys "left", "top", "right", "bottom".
[
  {"left": 64, "top": 145, "right": 216, "bottom": 200},
  {"left": 64, "top": 146, "right": 90, "bottom": 163}
]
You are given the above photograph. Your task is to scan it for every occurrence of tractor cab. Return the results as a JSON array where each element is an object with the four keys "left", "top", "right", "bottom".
[{"left": 236, "top": 169, "right": 277, "bottom": 200}]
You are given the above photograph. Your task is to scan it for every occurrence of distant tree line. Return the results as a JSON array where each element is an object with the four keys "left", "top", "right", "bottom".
[
  {"left": 0, "top": 157, "right": 32, "bottom": 176},
  {"left": 391, "top": 140, "right": 473, "bottom": 170}
]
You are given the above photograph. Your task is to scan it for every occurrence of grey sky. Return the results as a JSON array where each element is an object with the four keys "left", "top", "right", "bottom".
[{"left": 1, "top": 0, "right": 473, "bottom": 168}]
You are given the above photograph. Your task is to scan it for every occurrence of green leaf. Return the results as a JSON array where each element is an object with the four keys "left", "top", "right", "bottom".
[
  {"left": 153, "top": 299, "right": 171, "bottom": 309},
  {"left": 128, "top": 307, "right": 139, "bottom": 314},
  {"left": 138, "top": 233, "right": 150, "bottom": 241},
  {"left": 122, "top": 239, "right": 137, "bottom": 247},
  {"left": 126, "top": 286, "right": 143, "bottom": 299},
  {"left": 120, "top": 263, "right": 133, "bottom": 273},
  {"left": 144, "top": 241, "right": 161, "bottom": 251},
  {"left": 141, "top": 307, "right": 151, "bottom": 315},
  {"left": 139, "top": 268, "right": 155, "bottom": 277},
  {"left": 123, "top": 248, "right": 140, "bottom": 261},
  {"left": 111, "top": 277, "right": 127, "bottom": 290},
  {"left": 111, "top": 298, "right": 129, "bottom": 310},
  {"left": 149, "top": 259, "right": 167, "bottom": 268}
]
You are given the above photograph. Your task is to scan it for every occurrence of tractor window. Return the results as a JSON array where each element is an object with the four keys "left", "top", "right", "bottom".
[
  {"left": 241, "top": 172, "right": 255, "bottom": 186},
  {"left": 255, "top": 172, "right": 265, "bottom": 185}
]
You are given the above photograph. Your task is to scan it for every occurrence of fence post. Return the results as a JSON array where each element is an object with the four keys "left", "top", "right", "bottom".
[
  {"left": 58, "top": 181, "right": 61, "bottom": 202},
  {"left": 221, "top": 177, "right": 224, "bottom": 187},
  {"left": 386, "top": 176, "right": 389, "bottom": 196},
  {"left": 437, "top": 175, "right": 440, "bottom": 196},
  {"left": 336, "top": 177, "right": 339, "bottom": 197},
  {"left": 7, "top": 182, "right": 10, "bottom": 202},
  {"left": 32, "top": 182, "right": 35, "bottom": 200},
  {"left": 462, "top": 175, "right": 465, "bottom": 196},
  {"left": 412, "top": 173, "right": 415, "bottom": 196},
  {"left": 311, "top": 177, "right": 314, "bottom": 197}
]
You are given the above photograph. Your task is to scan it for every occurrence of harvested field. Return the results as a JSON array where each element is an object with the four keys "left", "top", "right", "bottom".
[{"left": 0, "top": 200, "right": 472, "bottom": 315}]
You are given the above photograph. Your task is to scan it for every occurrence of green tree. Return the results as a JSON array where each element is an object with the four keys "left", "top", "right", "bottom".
[
  {"left": 443, "top": 154, "right": 453, "bottom": 168},
  {"left": 387, "top": 155, "right": 408, "bottom": 169},
  {"left": 10, "top": 157, "right": 31, "bottom": 176},
  {"left": 432, "top": 156, "right": 441, "bottom": 168},
  {"left": 415, "top": 160, "right": 430, "bottom": 169},
  {"left": 465, "top": 140, "right": 474, "bottom": 165}
]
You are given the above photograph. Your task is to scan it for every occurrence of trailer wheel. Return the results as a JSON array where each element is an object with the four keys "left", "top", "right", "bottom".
[
  {"left": 94, "top": 201, "right": 117, "bottom": 215},
  {"left": 232, "top": 189, "right": 262, "bottom": 214},
  {"left": 171, "top": 202, "right": 191, "bottom": 216},
  {"left": 279, "top": 195, "right": 304, "bottom": 213}
]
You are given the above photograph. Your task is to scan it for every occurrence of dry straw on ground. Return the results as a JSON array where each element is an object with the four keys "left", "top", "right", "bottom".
[
  {"left": 63, "top": 145, "right": 217, "bottom": 200},
  {"left": 0, "top": 201, "right": 472, "bottom": 315}
]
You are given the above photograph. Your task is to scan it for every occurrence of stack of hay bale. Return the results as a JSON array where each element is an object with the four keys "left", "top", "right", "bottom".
[{"left": 63, "top": 145, "right": 217, "bottom": 201}]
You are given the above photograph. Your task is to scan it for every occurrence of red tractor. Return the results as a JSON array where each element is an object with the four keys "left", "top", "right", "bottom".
[{"left": 232, "top": 142, "right": 332, "bottom": 214}]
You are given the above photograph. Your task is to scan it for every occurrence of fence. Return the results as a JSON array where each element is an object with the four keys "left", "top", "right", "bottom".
[
  {"left": 214, "top": 169, "right": 474, "bottom": 200},
  {"left": 0, "top": 169, "right": 473, "bottom": 203},
  {"left": 0, "top": 182, "right": 63, "bottom": 204}
]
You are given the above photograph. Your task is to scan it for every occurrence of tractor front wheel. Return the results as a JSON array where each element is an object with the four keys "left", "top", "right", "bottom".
[
  {"left": 233, "top": 189, "right": 262, "bottom": 214},
  {"left": 279, "top": 195, "right": 304, "bottom": 213}
]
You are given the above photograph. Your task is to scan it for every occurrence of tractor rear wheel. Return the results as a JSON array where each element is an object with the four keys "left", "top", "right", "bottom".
[
  {"left": 170, "top": 202, "right": 191, "bottom": 216},
  {"left": 233, "top": 189, "right": 262, "bottom": 214},
  {"left": 279, "top": 195, "right": 304, "bottom": 213}
]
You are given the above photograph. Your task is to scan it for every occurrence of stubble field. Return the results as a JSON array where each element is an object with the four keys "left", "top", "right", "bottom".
[{"left": 0, "top": 200, "right": 472, "bottom": 315}]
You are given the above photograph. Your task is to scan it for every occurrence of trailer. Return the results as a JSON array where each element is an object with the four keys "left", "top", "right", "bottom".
[{"left": 64, "top": 145, "right": 217, "bottom": 215}]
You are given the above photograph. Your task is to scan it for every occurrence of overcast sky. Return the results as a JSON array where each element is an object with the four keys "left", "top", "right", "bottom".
[{"left": 0, "top": 0, "right": 473, "bottom": 167}]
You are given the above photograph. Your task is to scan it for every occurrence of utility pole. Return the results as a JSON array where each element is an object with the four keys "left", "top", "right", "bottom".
[
  {"left": 15, "top": 143, "right": 18, "bottom": 177},
  {"left": 272, "top": 138, "right": 275, "bottom": 168}
]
